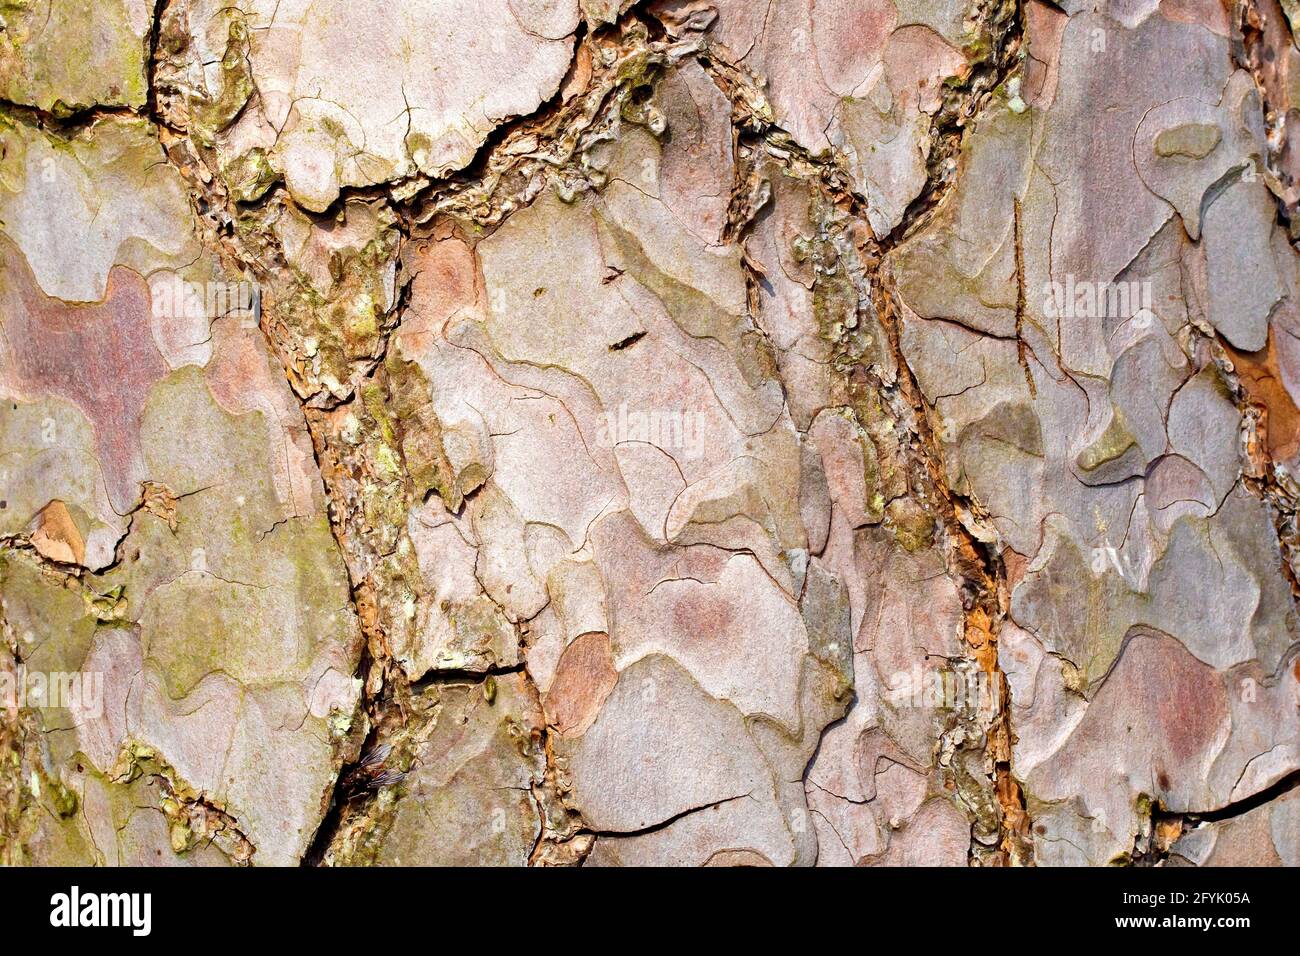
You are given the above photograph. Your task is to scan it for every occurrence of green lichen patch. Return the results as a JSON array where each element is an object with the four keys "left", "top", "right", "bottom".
[{"left": 0, "top": 0, "right": 150, "bottom": 114}]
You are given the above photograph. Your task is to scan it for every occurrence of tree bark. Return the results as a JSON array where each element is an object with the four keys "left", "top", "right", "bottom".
[{"left": 0, "top": 0, "right": 1296, "bottom": 867}]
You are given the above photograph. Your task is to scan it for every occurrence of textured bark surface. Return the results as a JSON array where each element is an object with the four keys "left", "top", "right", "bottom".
[{"left": 0, "top": 0, "right": 1297, "bottom": 867}]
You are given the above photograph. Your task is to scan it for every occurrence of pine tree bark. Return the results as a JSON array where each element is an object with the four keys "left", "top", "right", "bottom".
[{"left": 0, "top": 0, "right": 1296, "bottom": 866}]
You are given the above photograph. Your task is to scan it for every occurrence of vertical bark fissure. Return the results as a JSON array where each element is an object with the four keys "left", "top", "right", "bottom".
[
  {"left": 142, "top": 11, "right": 676, "bottom": 866},
  {"left": 697, "top": 0, "right": 1033, "bottom": 864}
]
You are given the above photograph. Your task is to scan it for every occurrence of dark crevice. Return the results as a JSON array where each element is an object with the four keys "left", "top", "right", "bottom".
[
  {"left": 579, "top": 793, "right": 753, "bottom": 841},
  {"left": 890, "top": 0, "right": 1025, "bottom": 243},
  {"left": 145, "top": 0, "right": 170, "bottom": 125},
  {"left": 408, "top": 663, "right": 527, "bottom": 691},
  {"left": 1133, "top": 768, "right": 1300, "bottom": 864},
  {"left": 1176, "top": 767, "right": 1300, "bottom": 825},
  {"left": 609, "top": 329, "right": 647, "bottom": 350}
]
